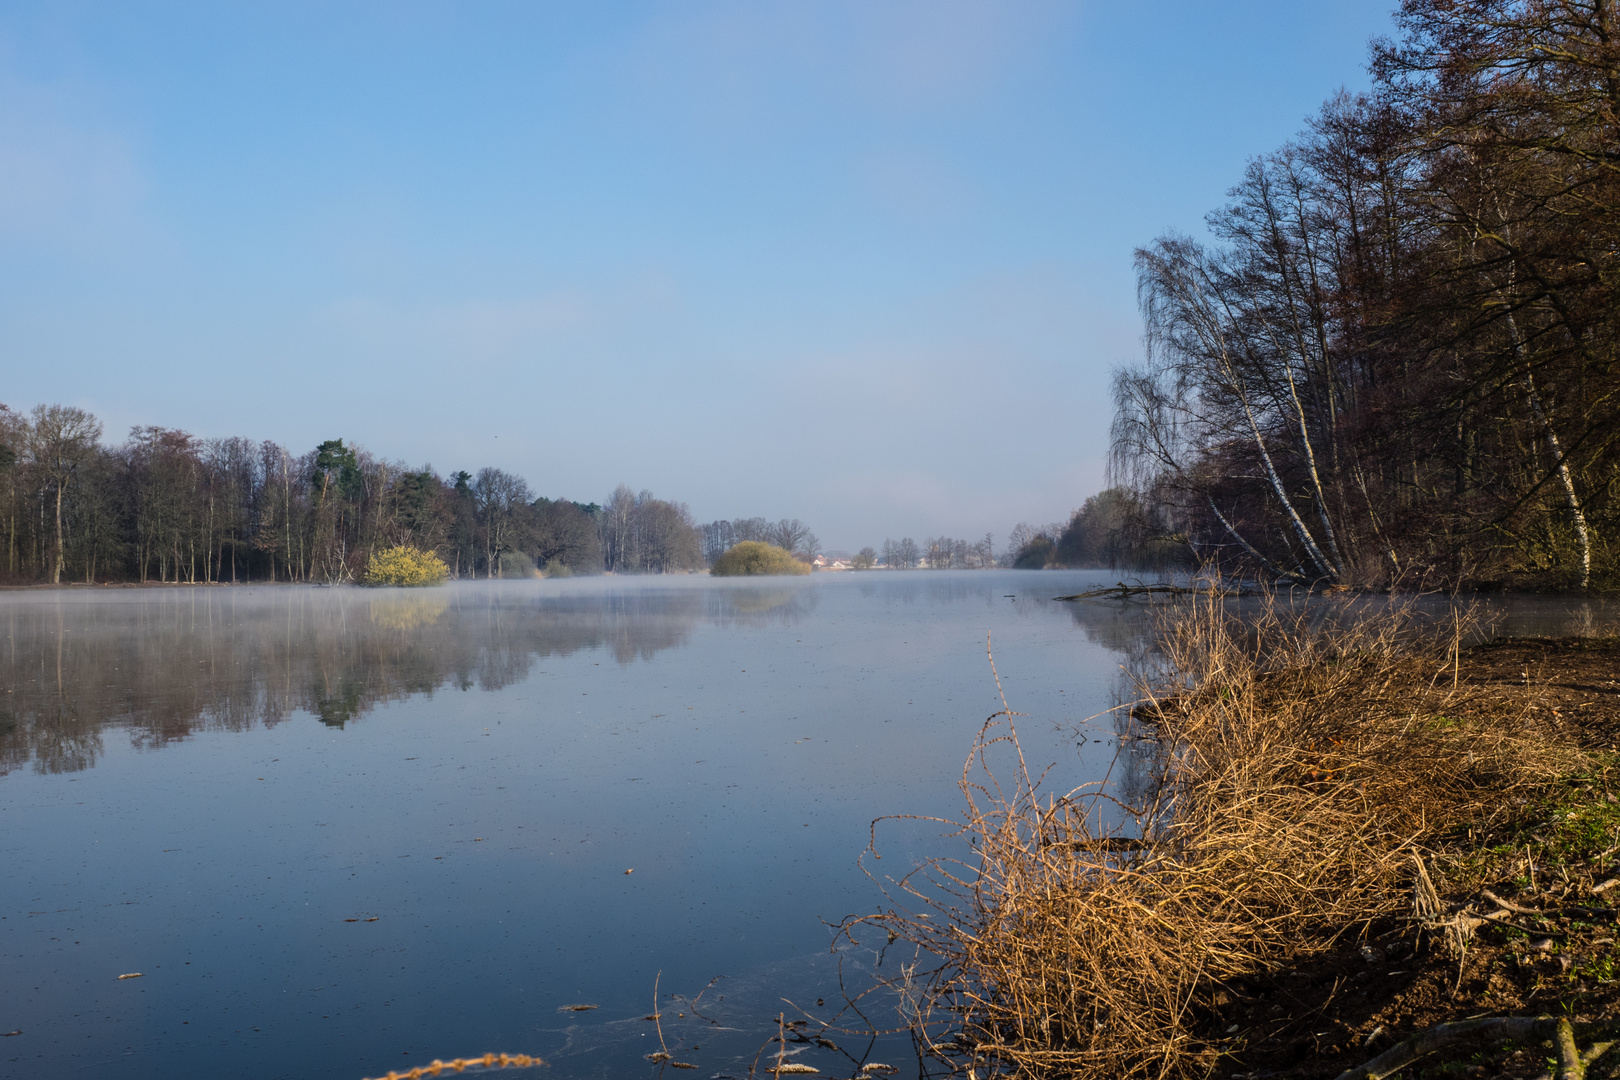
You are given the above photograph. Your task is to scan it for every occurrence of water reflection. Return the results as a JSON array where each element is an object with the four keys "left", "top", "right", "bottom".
[
  {"left": 707, "top": 585, "right": 818, "bottom": 622},
  {"left": 14, "top": 572, "right": 1610, "bottom": 1080},
  {"left": 2, "top": 571, "right": 1128, "bottom": 1080},
  {"left": 1059, "top": 595, "right": 1167, "bottom": 656},
  {"left": 0, "top": 581, "right": 815, "bottom": 777}
]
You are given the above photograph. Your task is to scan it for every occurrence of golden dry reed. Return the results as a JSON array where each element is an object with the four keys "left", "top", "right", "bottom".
[
  {"left": 361, "top": 1052, "right": 545, "bottom": 1080},
  {"left": 843, "top": 594, "right": 1585, "bottom": 1080}
]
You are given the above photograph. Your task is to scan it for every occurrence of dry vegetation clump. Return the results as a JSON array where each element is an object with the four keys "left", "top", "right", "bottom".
[{"left": 843, "top": 597, "right": 1593, "bottom": 1080}]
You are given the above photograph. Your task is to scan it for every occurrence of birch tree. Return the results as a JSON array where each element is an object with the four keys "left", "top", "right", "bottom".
[{"left": 29, "top": 405, "right": 103, "bottom": 585}]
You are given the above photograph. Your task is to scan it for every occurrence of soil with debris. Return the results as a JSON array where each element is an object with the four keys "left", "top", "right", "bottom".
[{"left": 1213, "top": 636, "right": 1620, "bottom": 1080}]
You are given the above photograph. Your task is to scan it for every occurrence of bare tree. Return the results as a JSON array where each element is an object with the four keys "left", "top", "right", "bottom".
[
  {"left": 636, "top": 498, "right": 702, "bottom": 572},
  {"left": 736, "top": 517, "right": 769, "bottom": 542},
  {"left": 598, "top": 486, "right": 703, "bottom": 573},
  {"left": 1128, "top": 226, "right": 1346, "bottom": 584},
  {"left": 600, "top": 484, "right": 637, "bottom": 573},
  {"left": 766, "top": 518, "right": 813, "bottom": 556},
  {"left": 701, "top": 520, "right": 738, "bottom": 564},
  {"left": 473, "top": 468, "right": 533, "bottom": 578},
  {"left": 0, "top": 405, "right": 26, "bottom": 576},
  {"left": 29, "top": 405, "right": 103, "bottom": 585}
]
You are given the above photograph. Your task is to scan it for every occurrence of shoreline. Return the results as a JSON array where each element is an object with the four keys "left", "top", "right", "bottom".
[
  {"left": 860, "top": 616, "right": 1620, "bottom": 1080},
  {"left": 1223, "top": 635, "right": 1620, "bottom": 1079}
]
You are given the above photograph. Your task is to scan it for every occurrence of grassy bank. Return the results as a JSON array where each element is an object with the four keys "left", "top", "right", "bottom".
[{"left": 847, "top": 601, "right": 1620, "bottom": 1080}]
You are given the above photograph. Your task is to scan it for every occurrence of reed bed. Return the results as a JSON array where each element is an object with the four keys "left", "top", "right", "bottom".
[{"left": 843, "top": 595, "right": 1587, "bottom": 1080}]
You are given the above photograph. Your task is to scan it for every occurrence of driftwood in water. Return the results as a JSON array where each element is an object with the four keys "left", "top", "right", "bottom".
[{"left": 1053, "top": 582, "right": 1255, "bottom": 602}]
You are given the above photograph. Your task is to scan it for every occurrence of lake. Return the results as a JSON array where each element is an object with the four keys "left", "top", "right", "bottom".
[{"left": 2, "top": 573, "right": 1613, "bottom": 1080}]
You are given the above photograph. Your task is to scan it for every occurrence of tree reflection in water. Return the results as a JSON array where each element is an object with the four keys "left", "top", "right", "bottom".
[{"left": 0, "top": 580, "right": 815, "bottom": 776}]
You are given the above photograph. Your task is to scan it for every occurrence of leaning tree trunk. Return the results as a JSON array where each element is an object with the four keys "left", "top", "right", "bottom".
[
  {"left": 1524, "top": 372, "right": 1591, "bottom": 590},
  {"left": 1504, "top": 304, "right": 1591, "bottom": 590}
]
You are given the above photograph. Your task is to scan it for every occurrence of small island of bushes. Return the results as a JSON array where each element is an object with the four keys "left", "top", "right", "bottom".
[
  {"left": 363, "top": 546, "right": 450, "bottom": 586},
  {"left": 709, "top": 541, "right": 810, "bottom": 577}
]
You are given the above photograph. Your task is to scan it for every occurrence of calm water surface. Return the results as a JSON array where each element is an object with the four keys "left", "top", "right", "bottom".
[
  {"left": 5, "top": 574, "right": 1618, "bottom": 1079},
  {"left": 3, "top": 571, "right": 1168, "bottom": 1080}
]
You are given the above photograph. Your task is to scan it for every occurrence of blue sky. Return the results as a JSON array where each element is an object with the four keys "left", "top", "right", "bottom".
[{"left": 1, "top": 1, "right": 1396, "bottom": 551}]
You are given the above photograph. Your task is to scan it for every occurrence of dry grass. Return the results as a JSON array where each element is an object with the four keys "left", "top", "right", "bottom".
[{"left": 841, "top": 595, "right": 1590, "bottom": 1080}]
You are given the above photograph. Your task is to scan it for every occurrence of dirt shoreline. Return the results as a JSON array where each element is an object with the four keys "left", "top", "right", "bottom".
[{"left": 1224, "top": 636, "right": 1620, "bottom": 1080}]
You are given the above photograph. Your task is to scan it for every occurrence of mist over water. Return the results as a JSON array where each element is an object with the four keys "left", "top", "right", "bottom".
[
  {"left": 5, "top": 577, "right": 1616, "bottom": 1079},
  {"left": 3, "top": 571, "right": 1151, "bottom": 1080},
  {"left": 0, "top": 580, "right": 822, "bottom": 778}
]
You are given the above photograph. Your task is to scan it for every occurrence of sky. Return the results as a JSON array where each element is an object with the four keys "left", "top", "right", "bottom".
[{"left": 0, "top": 0, "right": 1398, "bottom": 552}]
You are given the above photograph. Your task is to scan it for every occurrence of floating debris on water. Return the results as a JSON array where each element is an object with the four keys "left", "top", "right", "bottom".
[
  {"left": 558, "top": 1004, "right": 597, "bottom": 1012},
  {"left": 116, "top": 973, "right": 143, "bottom": 980},
  {"left": 361, "top": 1052, "right": 545, "bottom": 1080}
]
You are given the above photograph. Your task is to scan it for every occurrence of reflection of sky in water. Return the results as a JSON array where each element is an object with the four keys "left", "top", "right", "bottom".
[
  {"left": 2, "top": 577, "right": 1610, "bottom": 1080},
  {"left": 0, "top": 572, "right": 1130, "bottom": 1080}
]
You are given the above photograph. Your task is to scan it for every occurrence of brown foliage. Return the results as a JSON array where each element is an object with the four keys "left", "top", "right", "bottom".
[{"left": 845, "top": 598, "right": 1588, "bottom": 1079}]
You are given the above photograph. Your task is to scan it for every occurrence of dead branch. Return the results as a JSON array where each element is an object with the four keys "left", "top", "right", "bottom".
[{"left": 1335, "top": 1015, "right": 1620, "bottom": 1080}]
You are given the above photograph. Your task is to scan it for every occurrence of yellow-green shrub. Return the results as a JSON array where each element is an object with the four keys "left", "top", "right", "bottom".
[
  {"left": 363, "top": 546, "right": 450, "bottom": 587},
  {"left": 710, "top": 541, "right": 810, "bottom": 577}
]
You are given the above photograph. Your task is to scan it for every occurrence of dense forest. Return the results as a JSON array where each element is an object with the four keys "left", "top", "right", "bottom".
[
  {"left": 1098, "top": 0, "right": 1620, "bottom": 591},
  {"left": 0, "top": 403, "right": 825, "bottom": 585}
]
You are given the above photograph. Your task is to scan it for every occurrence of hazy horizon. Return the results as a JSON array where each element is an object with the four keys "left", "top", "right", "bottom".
[{"left": 1, "top": 1, "right": 1395, "bottom": 550}]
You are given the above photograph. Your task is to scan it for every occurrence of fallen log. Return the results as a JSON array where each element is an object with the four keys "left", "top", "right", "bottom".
[{"left": 1053, "top": 582, "right": 1256, "bottom": 602}]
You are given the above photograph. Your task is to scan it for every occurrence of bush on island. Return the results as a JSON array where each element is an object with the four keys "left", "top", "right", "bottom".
[
  {"left": 363, "top": 545, "right": 450, "bottom": 587},
  {"left": 710, "top": 541, "right": 811, "bottom": 577}
]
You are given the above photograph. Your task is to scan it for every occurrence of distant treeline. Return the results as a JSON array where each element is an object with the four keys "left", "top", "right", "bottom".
[
  {"left": 872, "top": 535, "right": 997, "bottom": 570},
  {"left": 1103, "top": 4, "right": 1620, "bottom": 591},
  {"left": 0, "top": 403, "right": 819, "bottom": 585}
]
